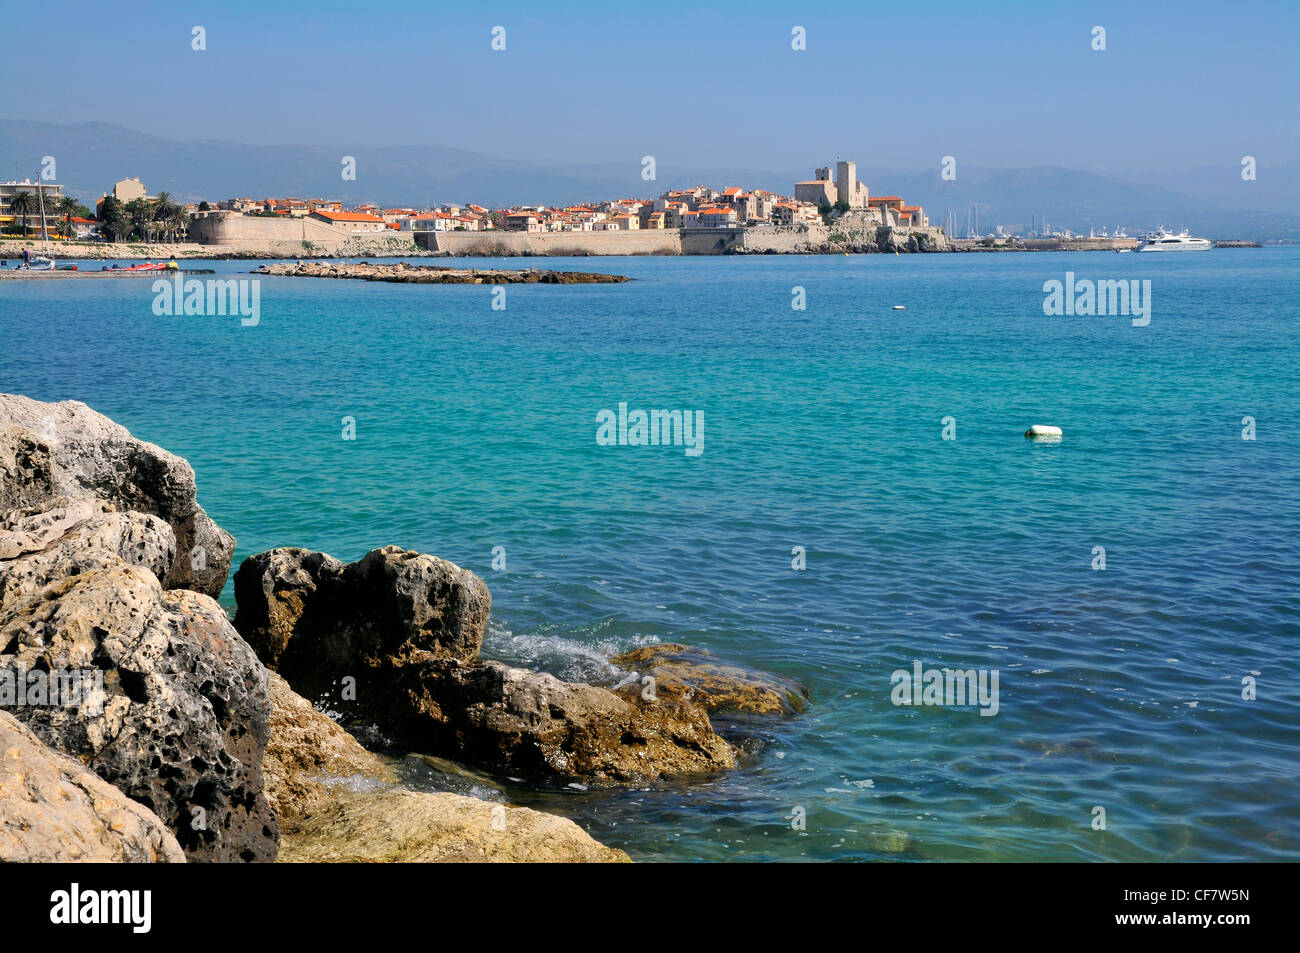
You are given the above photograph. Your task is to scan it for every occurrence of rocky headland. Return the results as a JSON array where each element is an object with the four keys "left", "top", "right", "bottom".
[{"left": 0, "top": 394, "right": 806, "bottom": 862}]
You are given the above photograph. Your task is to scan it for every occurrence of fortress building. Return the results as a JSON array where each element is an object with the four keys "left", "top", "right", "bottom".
[
  {"left": 794, "top": 169, "right": 837, "bottom": 207},
  {"left": 835, "top": 161, "right": 869, "bottom": 209},
  {"left": 794, "top": 161, "right": 870, "bottom": 209}
]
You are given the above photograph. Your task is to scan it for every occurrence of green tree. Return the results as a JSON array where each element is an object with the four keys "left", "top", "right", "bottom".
[
  {"left": 99, "top": 196, "right": 129, "bottom": 242},
  {"left": 834, "top": 199, "right": 850, "bottom": 213},
  {"left": 151, "top": 192, "right": 177, "bottom": 242},
  {"left": 10, "top": 190, "right": 34, "bottom": 238},
  {"left": 168, "top": 206, "right": 190, "bottom": 241},
  {"left": 197, "top": 200, "right": 211, "bottom": 212},
  {"left": 57, "top": 195, "right": 79, "bottom": 237},
  {"left": 125, "top": 198, "right": 151, "bottom": 242}
]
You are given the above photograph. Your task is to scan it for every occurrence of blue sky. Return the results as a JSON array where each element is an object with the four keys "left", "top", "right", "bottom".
[{"left": 4, "top": 0, "right": 1296, "bottom": 172}]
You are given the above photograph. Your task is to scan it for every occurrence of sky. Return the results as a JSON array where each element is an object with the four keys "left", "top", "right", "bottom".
[{"left": 3, "top": 0, "right": 1296, "bottom": 174}]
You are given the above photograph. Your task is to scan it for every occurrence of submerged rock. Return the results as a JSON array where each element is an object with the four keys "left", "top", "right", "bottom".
[
  {"left": 0, "top": 394, "right": 234, "bottom": 598},
  {"left": 234, "top": 546, "right": 737, "bottom": 782},
  {"left": 611, "top": 643, "right": 810, "bottom": 718},
  {"left": 392, "top": 657, "right": 737, "bottom": 781},
  {"left": 278, "top": 788, "right": 629, "bottom": 863},
  {"left": 1, "top": 710, "right": 185, "bottom": 863}
]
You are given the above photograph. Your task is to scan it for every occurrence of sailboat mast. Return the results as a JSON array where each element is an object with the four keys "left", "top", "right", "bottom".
[{"left": 36, "top": 178, "right": 50, "bottom": 249}]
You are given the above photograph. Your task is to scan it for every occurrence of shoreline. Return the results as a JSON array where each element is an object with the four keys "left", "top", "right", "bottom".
[{"left": 3, "top": 235, "right": 1221, "bottom": 262}]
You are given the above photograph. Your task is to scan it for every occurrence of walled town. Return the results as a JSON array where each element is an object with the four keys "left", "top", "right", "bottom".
[{"left": 0, "top": 159, "right": 957, "bottom": 259}]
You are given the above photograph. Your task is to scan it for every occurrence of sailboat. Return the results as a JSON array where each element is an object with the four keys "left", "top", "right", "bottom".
[{"left": 28, "top": 177, "right": 56, "bottom": 269}]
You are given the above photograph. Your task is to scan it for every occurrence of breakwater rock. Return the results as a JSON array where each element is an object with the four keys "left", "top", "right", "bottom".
[
  {"left": 253, "top": 261, "right": 629, "bottom": 283},
  {"left": 234, "top": 546, "right": 738, "bottom": 782}
]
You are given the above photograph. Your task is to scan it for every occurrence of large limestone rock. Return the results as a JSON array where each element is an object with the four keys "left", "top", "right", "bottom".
[
  {"left": 0, "top": 710, "right": 184, "bottom": 863},
  {"left": 0, "top": 394, "right": 234, "bottom": 598},
  {"left": 611, "top": 643, "right": 810, "bottom": 718},
  {"left": 0, "top": 563, "right": 278, "bottom": 862},
  {"left": 0, "top": 499, "right": 175, "bottom": 610},
  {"left": 234, "top": 546, "right": 491, "bottom": 694},
  {"left": 262, "top": 671, "right": 395, "bottom": 820},
  {"left": 278, "top": 788, "right": 629, "bottom": 863},
  {"left": 234, "top": 546, "right": 736, "bottom": 782}
]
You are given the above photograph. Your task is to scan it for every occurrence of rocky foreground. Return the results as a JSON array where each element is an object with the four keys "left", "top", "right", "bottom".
[
  {"left": 0, "top": 394, "right": 805, "bottom": 862},
  {"left": 253, "top": 261, "right": 629, "bottom": 283}
]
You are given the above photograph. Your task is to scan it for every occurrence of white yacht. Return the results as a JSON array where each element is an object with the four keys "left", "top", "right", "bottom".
[{"left": 1134, "top": 227, "right": 1212, "bottom": 252}]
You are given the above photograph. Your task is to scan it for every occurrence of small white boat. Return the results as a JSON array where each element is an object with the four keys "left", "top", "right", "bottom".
[
  {"left": 27, "top": 257, "right": 54, "bottom": 270},
  {"left": 1134, "top": 227, "right": 1211, "bottom": 252}
]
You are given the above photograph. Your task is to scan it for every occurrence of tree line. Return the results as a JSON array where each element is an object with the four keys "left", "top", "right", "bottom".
[
  {"left": 4, "top": 191, "right": 87, "bottom": 238},
  {"left": 96, "top": 193, "right": 191, "bottom": 243},
  {"left": 3, "top": 189, "right": 192, "bottom": 243}
]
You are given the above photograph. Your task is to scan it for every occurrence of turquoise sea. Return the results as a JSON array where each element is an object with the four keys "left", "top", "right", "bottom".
[{"left": 2, "top": 249, "right": 1297, "bottom": 861}]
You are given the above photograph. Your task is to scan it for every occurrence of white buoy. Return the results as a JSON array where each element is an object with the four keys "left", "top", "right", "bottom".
[{"left": 1025, "top": 424, "right": 1063, "bottom": 439}]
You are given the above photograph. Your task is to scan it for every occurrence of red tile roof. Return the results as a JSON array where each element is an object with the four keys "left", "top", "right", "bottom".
[{"left": 313, "top": 210, "right": 386, "bottom": 222}]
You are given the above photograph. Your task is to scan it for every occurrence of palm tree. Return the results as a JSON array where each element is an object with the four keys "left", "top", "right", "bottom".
[
  {"left": 125, "top": 198, "right": 150, "bottom": 243},
  {"left": 107, "top": 208, "right": 131, "bottom": 243},
  {"left": 168, "top": 206, "right": 190, "bottom": 242},
  {"left": 152, "top": 192, "right": 176, "bottom": 242},
  {"left": 9, "top": 190, "right": 34, "bottom": 238},
  {"left": 58, "top": 196, "right": 79, "bottom": 239}
]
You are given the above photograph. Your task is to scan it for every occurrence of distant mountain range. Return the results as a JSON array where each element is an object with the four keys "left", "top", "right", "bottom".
[{"left": 2, "top": 120, "right": 1296, "bottom": 240}]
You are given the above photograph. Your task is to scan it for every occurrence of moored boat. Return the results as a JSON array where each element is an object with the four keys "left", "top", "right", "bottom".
[{"left": 1134, "top": 227, "right": 1212, "bottom": 252}]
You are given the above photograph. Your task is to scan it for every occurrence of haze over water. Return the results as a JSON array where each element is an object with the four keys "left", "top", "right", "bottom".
[{"left": 3, "top": 249, "right": 1297, "bottom": 860}]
